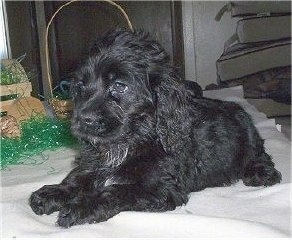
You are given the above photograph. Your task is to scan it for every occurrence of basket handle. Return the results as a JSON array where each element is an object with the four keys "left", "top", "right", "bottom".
[{"left": 45, "top": 0, "right": 134, "bottom": 99}]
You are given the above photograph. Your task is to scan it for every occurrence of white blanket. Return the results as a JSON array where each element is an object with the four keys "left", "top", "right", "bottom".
[{"left": 1, "top": 86, "right": 291, "bottom": 238}]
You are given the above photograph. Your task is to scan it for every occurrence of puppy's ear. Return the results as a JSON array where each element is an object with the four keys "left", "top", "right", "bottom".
[{"left": 153, "top": 76, "right": 189, "bottom": 153}]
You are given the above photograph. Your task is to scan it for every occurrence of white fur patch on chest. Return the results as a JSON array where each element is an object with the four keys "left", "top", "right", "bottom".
[
  {"left": 105, "top": 143, "right": 129, "bottom": 167},
  {"left": 104, "top": 176, "right": 118, "bottom": 187},
  {"left": 103, "top": 175, "right": 134, "bottom": 187}
]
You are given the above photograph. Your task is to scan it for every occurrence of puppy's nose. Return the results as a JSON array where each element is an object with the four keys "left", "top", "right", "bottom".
[
  {"left": 81, "top": 114, "right": 102, "bottom": 126},
  {"left": 83, "top": 115, "right": 95, "bottom": 125}
]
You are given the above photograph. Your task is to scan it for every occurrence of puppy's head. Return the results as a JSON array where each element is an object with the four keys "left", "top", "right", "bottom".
[{"left": 70, "top": 29, "right": 173, "bottom": 144}]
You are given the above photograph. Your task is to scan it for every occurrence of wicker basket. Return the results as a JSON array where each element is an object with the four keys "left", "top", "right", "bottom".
[
  {"left": 49, "top": 98, "right": 73, "bottom": 119},
  {"left": 0, "top": 59, "right": 45, "bottom": 122}
]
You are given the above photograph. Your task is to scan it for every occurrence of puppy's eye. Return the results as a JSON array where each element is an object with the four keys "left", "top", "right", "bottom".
[
  {"left": 74, "top": 81, "right": 85, "bottom": 95},
  {"left": 78, "top": 80, "right": 85, "bottom": 88},
  {"left": 111, "top": 81, "right": 128, "bottom": 94}
]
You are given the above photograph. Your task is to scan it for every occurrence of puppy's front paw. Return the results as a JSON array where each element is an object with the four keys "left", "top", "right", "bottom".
[
  {"left": 57, "top": 204, "right": 99, "bottom": 228},
  {"left": 56, "top": 196, "right": 117, "bottom": 228},
  {"left": 29, "top": 185, "right": 67, "bottom": 215}
]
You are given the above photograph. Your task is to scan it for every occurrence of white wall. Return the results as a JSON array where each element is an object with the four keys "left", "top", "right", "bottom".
[
  {"left": 0, "top": 0, "right": 10, "bottom": 59},
  {"left": 182, "top": 1, "right": 237, "bottom": 89}
]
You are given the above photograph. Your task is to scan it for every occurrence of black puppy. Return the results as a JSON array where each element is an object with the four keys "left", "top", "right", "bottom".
[{"left": 30, "top": 29, "right": 281, "bottom": 228}]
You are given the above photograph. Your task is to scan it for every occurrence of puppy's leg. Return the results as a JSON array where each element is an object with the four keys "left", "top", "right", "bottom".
[
  {"left": 29, "top": 167, "right": 94, "bottom": 215},
  {"left": 57, "top": 183, "right": 186, "bottom": 228},
  {"left": 240, "top": 119, "right": 281, "bottom": 186},
  {"left": 243, "top": 151, "right": 282, "bottom": 187},
  {"left": 29, "top": 184, "right": 70, "bottom": 215}
]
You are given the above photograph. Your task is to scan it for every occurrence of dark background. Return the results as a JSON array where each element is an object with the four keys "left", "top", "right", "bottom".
[{"left": 5, "top": 1, "right": 184, "bottom": 98}]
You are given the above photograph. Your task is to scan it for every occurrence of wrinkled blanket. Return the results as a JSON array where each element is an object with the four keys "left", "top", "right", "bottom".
[{"left": 1, "top": 86, "right": 291, "bottom": 237}]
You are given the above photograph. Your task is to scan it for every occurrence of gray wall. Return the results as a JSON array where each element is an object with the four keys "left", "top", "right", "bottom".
[{"left": 182, "top": 1, "right": 237, "bottom": 89}]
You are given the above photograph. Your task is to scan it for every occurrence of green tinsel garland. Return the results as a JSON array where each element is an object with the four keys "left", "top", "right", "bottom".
[
  {"left": 0, "top": 65, "right": 22, "bottom": 85},
  {"left": 0, "top": 115, "right": 78, "bottom": 170}
]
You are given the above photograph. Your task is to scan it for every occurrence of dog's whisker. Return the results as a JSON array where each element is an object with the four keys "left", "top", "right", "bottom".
[{"left": 112, "top": 102, "right": 125, "bottom": 120}]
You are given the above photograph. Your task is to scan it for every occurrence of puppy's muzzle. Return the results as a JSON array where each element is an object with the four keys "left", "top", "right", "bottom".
[{"left": 80, "top": 113, "right": 106, "bottom": 133}]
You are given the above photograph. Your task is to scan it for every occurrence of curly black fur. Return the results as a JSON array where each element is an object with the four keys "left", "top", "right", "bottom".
[{"left": 30, "top": 29, "right": 281, "bottom": 228}]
